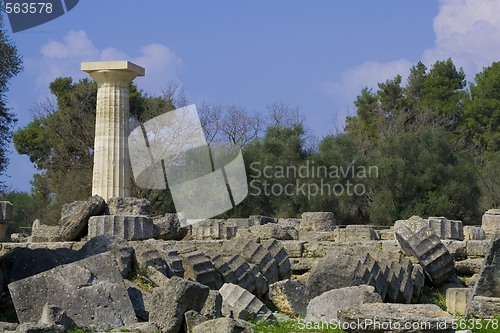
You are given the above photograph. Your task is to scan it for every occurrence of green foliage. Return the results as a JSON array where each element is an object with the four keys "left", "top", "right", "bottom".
[
  {"left": 464, "top": 61, "right": 500, "bottom": 151},
  {"left": 0, "top": 15, "right": 23, "bottom": 179},
  {"left": 427, "top": 289, "right": 447, "bottom": 312},
  {"left": 0, "top": 190, "right": 45, "bottom": 232}
]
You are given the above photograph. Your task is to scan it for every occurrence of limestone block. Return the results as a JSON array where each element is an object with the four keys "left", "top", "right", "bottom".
[
  {"left": 338, "top": 303, "right": 454, "bottom": 333},
  {"left": 59, "top": 195, "right": 106, "bottom": 241},
  {"left": 219, "top": 283, "right": 274, "bottom": 322},
  {"left": 153, "top": 213, "right": 190, "bottom": 240},
  {"left": 0, "top": 201, "right": 13, "bottom": 221},
  {"left": 248, "top": 224, "right": 297, "bottom": 240},
  {"left": 464, "top": 226, "right": 486, "bottom": 240},
  {"left": 88, "top": 215, "right": 154, "bottom": 241},
  {"left": 191, "top": 318, "right": 254, "bottom": 333},
  {"left": 300, "top": 212, "right": 335, "bottom": 231},
  {"left": 281, "top": 240, "right": 304, "bottom": 258},
  {"left": 334, "top": 228, "right": 378, "bottom": 242},
  {"left": 482, "top": 209, "right": 500, "bottom": 233},
  {"left": 306, "top": 285, "right": 381, "bottom": 323},
  {"left": 105, "top": 197, "right": 151, "bottom": 216},
  {"left": 8, "top": 252, "right": 137, "bottom": 330},
  {"left": 278, "top": 218, "right": 301, "bottom": 229},
  {"left": 262, "top": 239, "right": 292, "bottom": 280},
  {"left": 181, "top": 251, "right": 219, "bottom": 289},
  {"left": 446, "top": 288, "right": 473, "bottom": 316},
  {"left": 130, "top": 240, "right": 170, "bottom": 276},
  {"left": 149, "top": 276, "right": 210, "bottom": 333},
  {"left": 305, "top": 254, "right": 373, "bottom": 300},
  {"left": 428, "top": 216, "right": 464, "bottom": 240},
  {"left": 289, "top": 257, "right": 320, "bottom": 271},
  {"left": 394, "top": 215, "right": 455, "bottom": 285},
  {"left": 467, "top": 296, "right": 500, "bottom": 318},
  {"left": 298, "top": 231, "right": 336, "bottom": 241},
  {"left": 248, "top": 215, "right": 276, "bottom": 225},
  {"left": 213, "top": 254, "right": 258, "bottom": 294},
  {"left": 192, "top": 219, "right": 235, "bottom": 240},
  {"left": 233, "top": 239, "right": 279, "bottom": 285},
  {"left": 226, "top": 218, "right": 251, "bottom": 228},
  {"left": 469, "top": 232, "right": 500, "bottom": 298},
  {"left": 442, "top": 240, "right": 467, "bottom": 258},
  {"left": 455, "top": 258, "right": 484, "bottom": 275},
  {"left": 467, "top": 240, "right": 489, "bottom": 257},
  {"left": 125, "top": 279, "right": 152, "bottom": 321},
  {"left": 268, "top": 280, "right": 307, "bottom": 317},
  {"left": 30, "top": 220, "right": 62, "bottom": 243}
]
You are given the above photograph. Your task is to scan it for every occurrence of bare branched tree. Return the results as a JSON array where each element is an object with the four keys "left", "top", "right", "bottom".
[{"left": 267, "top": 100, "right": 305, "bottom": 127}]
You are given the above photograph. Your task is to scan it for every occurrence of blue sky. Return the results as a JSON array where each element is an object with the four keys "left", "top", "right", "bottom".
[{"left": 1, "top": 0, "right": 499, "bottom": 192}]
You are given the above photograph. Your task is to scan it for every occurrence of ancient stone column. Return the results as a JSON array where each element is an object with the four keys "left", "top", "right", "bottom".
[{"left": 81, "top": 61, "right": 145, "bottom": 199}]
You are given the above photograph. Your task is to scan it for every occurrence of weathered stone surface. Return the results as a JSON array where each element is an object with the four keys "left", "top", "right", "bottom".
[
  {"left": 125, "top": 279, "right": 152, "bottom": 321},
  {"left": 30, "top": 220, "right": 62, "bottom": 243},
  {"left": 130, "top": 240, "right": 170, "bottom": 276},
  {"left": 482, "top": 209, "right": 500, "bottom": 233},
  {"left": 227, "top": 239, "right": 278, "bottom": 288},
  {"left": 455, "top": 258, "right": 483, "bottom": 275},
  {"left": 249, "top": 215, "right": 276, "bottom": 225},
  {"left": 0, "top": 201, "right": 13, "bottom": 221},
  {"left": 88, "top": 215, "right": 154, "bottom": 241},
  {"left": 278, "top": 218, "right": 301, "bottom": 229},
  {"left": 105, "top": 197, "right": 151, "bottom": 216},
  {"left": 446, "top": 288, "right": 473, "bottom": 316},
  {"left": 269, "top": 280, "right": 307, "bottom": 318},
  {"left": 247, "top": 224, "right": 297, "bottom": 240},
  {"left": 191, "top": 219, "right": 236, "bottom": 240},
  {"left": 334, "top": 228, "right": 378, "bottom": 242},
  {"left": 15, "top": 323, "right": 66, "bottom": 333},
  {"left": 213, "top": 254, "right": 259, "bottom": 294},
  {"left": 181, "top": 251, "right": 219, "bottom": 289},
  {"left": 465, "top": 231, "right": 500, "bottom": 318},
  {"left": 0, "top": 247, "right": 76, "bottom": 286},
  {"left": 262, "top": 239, "right": 292, "bottom": 280},
  {"left": 300, "top": 212, "right": 335, "bottom": 231},
  {"left": 463, "top": 226, "right": 486, "bottom": 241},
  {"left": 110, "top": 322, "right": 159, "bottom": 333},
  {"left": 153, "top": 213, "right": 190, "bottom": 240},
  {"left": 59, "top": 195, "right": 106, "bottom": 241},
  {"left": 191, "top": 318, "right": 254, "bottom": 333},
  {"left": 39, "top": 303, "right": 75, "bottom": 331},
  {"left": 150, "top": 276, "right": 210, "bottom": 333},
  {"left": 306, "top": 285, "right": 382, "bottom": 323},
  {"left": 184, "top": 310, "right": 208, "bottom": 333},
  {"left": 0, "top": 322, "right": 18, "bottom": 331},
  {"left": 305, "top": 253, "right": 372, "bottom": 300},
  {"left": 466, "top": 240, "right": 489, "bottom": 257},
  {"left": 428, "top": 216, "right": 464, "bottom": 240},
  {"left": 8, "top": 252, "right": 137, "bottom": 330},
  {"left": 77, "top": 235, "right": 135, "bottom": 277},
  {"left": 298, "top": 231, "right": 336, "bottom": 242},
  {"left": 219, "top": 283, "right": 275, "bottom": 322},
  {"left": 469, "top": 232, "right": 500, "bottom": 298},
  {"left": 281, "top": 241, "right": 304, "bottom": 258},
  {"left": 338, "top": 303, "right": 454, "bottom": 333},
  {"left": 394, "top": 215, "right": 455, "bottom": 285},
  {"left": 466, "top": 296, "right": 500, "bottom": 318},
  {"left": 201, "top": 290, "right": 223, "bottom": 319},
  {"left": 442, "top": 240, "right": 467, "bottom": 259}
]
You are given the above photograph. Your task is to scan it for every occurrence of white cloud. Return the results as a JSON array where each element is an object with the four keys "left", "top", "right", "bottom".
[
  {"left": 318, "top": 59, "right": 413, "bottom": 120},
  {"left": 423, "top": 0, "right": 500, "bottom": 77},
  {"left": 35, "top": 30, "right": 183, "bottom": 94}
]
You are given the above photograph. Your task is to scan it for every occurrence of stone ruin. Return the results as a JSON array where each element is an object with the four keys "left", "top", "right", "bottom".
[
  {"left": 1, "top": 204, "right": 498, "bottom": 333},
  {"left": 0, "top": 61, "right": 499, "bottom": 332}
]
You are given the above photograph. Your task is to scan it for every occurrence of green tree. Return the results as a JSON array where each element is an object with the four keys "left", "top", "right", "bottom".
[
  {"left": 0, "top": 15, "right": 23, "bottom": 177},
  {"left": 463, "top": 61, "right": 500, "bottom": 151}
]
